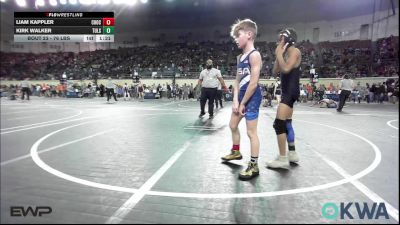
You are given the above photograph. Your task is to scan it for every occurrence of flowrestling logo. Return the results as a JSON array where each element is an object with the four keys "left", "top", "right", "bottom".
[{"left": 322, "top": 202, "right": 389, "bottom": 220}]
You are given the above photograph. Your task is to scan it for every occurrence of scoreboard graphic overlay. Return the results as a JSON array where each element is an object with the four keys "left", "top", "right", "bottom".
[{"left": 14, "top": 12, "right": 114, "bottom": 42}]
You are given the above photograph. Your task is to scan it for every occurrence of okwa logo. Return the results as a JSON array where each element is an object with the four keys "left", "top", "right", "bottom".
[{"left": 322, "top": 202, "right": 389, "bottom": 220}]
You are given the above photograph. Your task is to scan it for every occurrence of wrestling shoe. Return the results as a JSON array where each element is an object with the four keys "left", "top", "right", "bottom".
[
  {"left": 221, "top": 150, "right": 242, "bottom": 161},
  {"left": 288, "top": 151, "right": 299, "bottom": 163},
  {"left": 239, "top": 162, "right": 259, "bottom": 180},
  {"left": 266, "top": 155, "right": 290, "bottom": 169}
]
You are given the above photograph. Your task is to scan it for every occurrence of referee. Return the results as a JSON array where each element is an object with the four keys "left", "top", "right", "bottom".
[
  {"left": 106, "top": 77, "right": 118, "bottom": 102},
  {"left": 198, "top": 59, "right": 227, "bottom": 119},
  {"left": 20, "top": 77, "right": 31, "bottom": 100},
  {"left": 337, "top": 74, "right": 354, "bottom": 112}
]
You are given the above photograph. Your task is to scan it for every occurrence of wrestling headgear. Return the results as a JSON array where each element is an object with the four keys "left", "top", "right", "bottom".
[{"left": 279, "top": 28, "right": 297, "bottom": 47}]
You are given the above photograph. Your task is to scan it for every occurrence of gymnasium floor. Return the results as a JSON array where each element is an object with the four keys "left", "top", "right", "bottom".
[{"left": 1, "top": 97, "right": 398, "bottom": 224}]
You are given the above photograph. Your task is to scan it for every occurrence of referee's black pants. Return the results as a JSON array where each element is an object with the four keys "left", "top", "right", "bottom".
[
  {"left": 106, "top": 88, "right": 117, "bottom": 101},
  {"left": 200, "top": 87, "right": 217, "bottom": 116},
  {"left": 21, "top": 87, "right": 30, "bottom": 100},
  {"left": 337, "top": 90, "right": 351, "bottom": 111}
]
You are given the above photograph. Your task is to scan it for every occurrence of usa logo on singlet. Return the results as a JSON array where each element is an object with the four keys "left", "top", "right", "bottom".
[
  {"left": 238, "top": 67, "right": 251, "bottom": 89},
  {"left": 237, "top": 67, "right": 251, "bottom": 78}
]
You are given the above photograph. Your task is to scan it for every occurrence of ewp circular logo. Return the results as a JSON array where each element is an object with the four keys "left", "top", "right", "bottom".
[{"left": 322, "top": 202, "right": 339, "bottom": 220}]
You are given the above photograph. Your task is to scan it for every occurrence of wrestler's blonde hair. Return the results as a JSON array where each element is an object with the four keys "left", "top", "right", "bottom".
[{"left": 230, "top": 18, "right": 257, "bottom": 40}]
